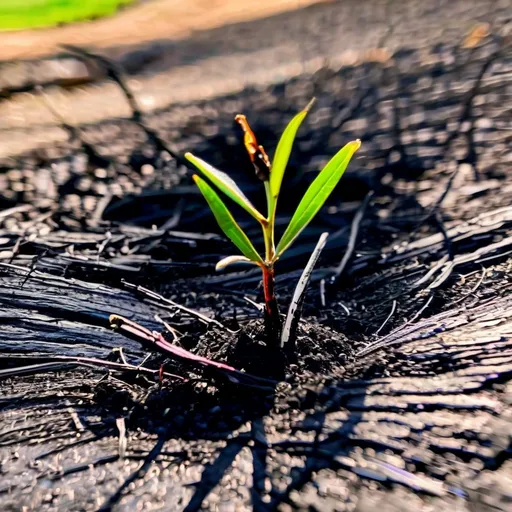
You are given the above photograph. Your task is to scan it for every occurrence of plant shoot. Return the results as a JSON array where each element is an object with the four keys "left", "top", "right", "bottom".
[{"left": 186, "top": 100, "right": 360, "bottom": 344}]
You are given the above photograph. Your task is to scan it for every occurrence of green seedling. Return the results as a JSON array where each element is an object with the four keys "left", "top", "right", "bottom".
[{"left": 186, "top": 100, "right": 360, "bottom": 344}]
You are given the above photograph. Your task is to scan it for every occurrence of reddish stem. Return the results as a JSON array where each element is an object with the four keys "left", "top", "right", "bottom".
[{"left": 262, "top": 265, "right": 281, "bottom": 344}]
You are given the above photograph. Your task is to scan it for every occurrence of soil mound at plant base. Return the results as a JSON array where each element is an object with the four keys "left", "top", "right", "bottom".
[{"left": 189, "top": 320, "right": 355, "bottom": 379}]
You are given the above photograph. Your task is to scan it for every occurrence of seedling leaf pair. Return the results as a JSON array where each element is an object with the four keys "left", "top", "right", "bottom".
[{"left": 188, "top": 104, "right": 360, "bottom": 265}]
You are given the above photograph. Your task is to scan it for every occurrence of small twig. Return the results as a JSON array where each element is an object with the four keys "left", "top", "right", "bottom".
[
  {"left": 452, "top": 267, "right": 486, "bottom": 305},
  {"left": 0, "top": 356, "right": 184, "bottom": 380},
  {"left": 358, "top": 296, "right": 435, "bottom": 357},
  {"left": 8, "top": 236, "right": 22, "bottom": 264},
  {"left": 20, "top": 250, "right": 48, "bottom": 288},
  {"left": 409, "top": 50, "right": 504, "bottom": 233},
  {"left": 407, "top": 294, "right": 434, "bottom": 324},
  {"left": 330, "top": 191, "right": 373, "bottom": 283},
  {"left": 110, "top": 315, "right": 276, "bottom": 389},
  {"left": 374, "top": 299, "right": 397, "bottom": 335},
  {"left": 112, "top": 347, "right": 129, "bottom": 366},
  {"left": 243, "top": 296, "right": 265, "bottom": 312},
  {"left": 429, "top": 261, "right": 455, "bottom": 289},
  {"left": 370, "top": 458, "right": 447, "bottom": 496},
  {"left": 319, "top": 279, "right": 326, "bottom": 307},
  {"left": 122, "top": 281, "right": 227, "bottom": 329},
  {"left": 61, "top": 45, "right": 140, "bottom": 118},
  {"left": 61, "top": 44, "right": 184, "bottom": 165},
  {"left": 136, "top": 354, "right": 151, "bottom": 371},
  {"left": 411, "top": 168, "right": 460, "bottom": 238},
  {"left": 423, "top": 214, "right": 456, "bottom": 290},
  {"left": 154, "top": 314, "right": 182, "bottom": 342},
  {"left": 116, "top": 417, "right": 127, "bottom": 459},
  {"left": 281, "top": 233, "right": 329, "bottom": 348},
  {"left": 338, "top": 302, "right": 350, "bottom": 316},
  {"left": 414, "top": 255, "right": 450, "bottom": 288},
  {"left": 96, "top": 231, "right": 113, "bottom": 264}
]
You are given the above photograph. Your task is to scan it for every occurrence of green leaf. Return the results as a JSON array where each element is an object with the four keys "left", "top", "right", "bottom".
[
  {"left": 193, "top": 175, "right": 263, "bottom": 264},
  {"left": 275, "top": 140, "right": 361, "bottom": 258},
  {"left": 215, "top": 255, "right": 260, "bottom": 271},
  {"left": 269, "top": 98, "right": 315, "bottom": 200},
  {"left": 186, "top": 152, "right": 265, "bottom": 222}
]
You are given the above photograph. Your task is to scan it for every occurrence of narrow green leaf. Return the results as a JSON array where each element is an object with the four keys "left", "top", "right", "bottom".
[
  {"left": 269, "top": 98, "right": 315, "bottom": 200},
  {"left": 186, "top": 152, "right": 265, "bottom": 222},
  {"left": 276, "top": 140, "right": 361, "bottom": 258},
  {"left": 216, "top": 255, "right": 260, "bottom": 271},
  {"left": 193, "top": 175, "right": 263, "bottom": 264}
]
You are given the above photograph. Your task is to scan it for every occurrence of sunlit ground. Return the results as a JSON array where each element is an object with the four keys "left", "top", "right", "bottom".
[{"left": 0, "top": 0, "right": 133, "bottom": 31}]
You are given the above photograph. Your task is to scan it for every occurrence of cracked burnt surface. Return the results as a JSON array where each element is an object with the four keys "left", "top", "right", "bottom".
[{"left": 0, "top": 3, "right": 512, "bottom": 512}]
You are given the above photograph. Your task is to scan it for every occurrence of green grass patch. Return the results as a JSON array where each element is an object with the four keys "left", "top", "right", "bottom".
[{"left": 0, "top": 0, "right": 134, "bottom": 31}]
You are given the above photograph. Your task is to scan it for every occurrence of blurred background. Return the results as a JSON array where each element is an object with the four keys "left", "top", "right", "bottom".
[
  {"left": 0, "top": 0, "right": 509, "bottom": 244},
  {"left": 0, "top": 0, "right": 508, "bottom": 158}
]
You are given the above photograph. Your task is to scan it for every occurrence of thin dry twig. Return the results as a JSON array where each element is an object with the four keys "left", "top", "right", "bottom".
[
  {"left": 374, "top": 299, "right": 397, "bottom": 335},
  {"left": 452, "top": 267, "right": 486, "bottom": 305},
  {"left": 281, "top": 233, "right": 329, "bottom": 348},
  {"left": 330, "top": 191, "right": 374, "bottom": 283},
  {"left": 243, "top": 296, "right": 265, "bottom": 312},
  {"left": 61, "top": 44, "right": 184, "bottom": 165},
  {"left": 116, "top": 417, "right": 127, "bottom": 459},
  {"left": 122, "top": 281, "right": 227, "bottom": 329},
  {"left": 0, "top": 355, "right": 184, "bottom": 381},
  {"left": 109, "top": 315, "right": 276, "bottom": 389}
]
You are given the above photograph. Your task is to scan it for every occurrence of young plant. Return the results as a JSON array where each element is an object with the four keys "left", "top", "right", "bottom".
[{"left": 186, "top": 100, "right": 360, "bottom": 345}]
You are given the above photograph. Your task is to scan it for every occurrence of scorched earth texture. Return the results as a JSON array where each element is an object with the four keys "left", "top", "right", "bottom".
[{"left": 0, "top": 0, "right": 511, "bottom": 510}]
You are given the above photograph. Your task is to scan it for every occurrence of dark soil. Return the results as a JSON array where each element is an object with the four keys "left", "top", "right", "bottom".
[{"left": 0, "top": 1, "right": 511, "bottom": 511}]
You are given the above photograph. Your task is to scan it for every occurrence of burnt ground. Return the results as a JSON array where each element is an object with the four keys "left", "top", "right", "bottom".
[{"left": 0, "top": 2, "right": 512, "bottom": 511}]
